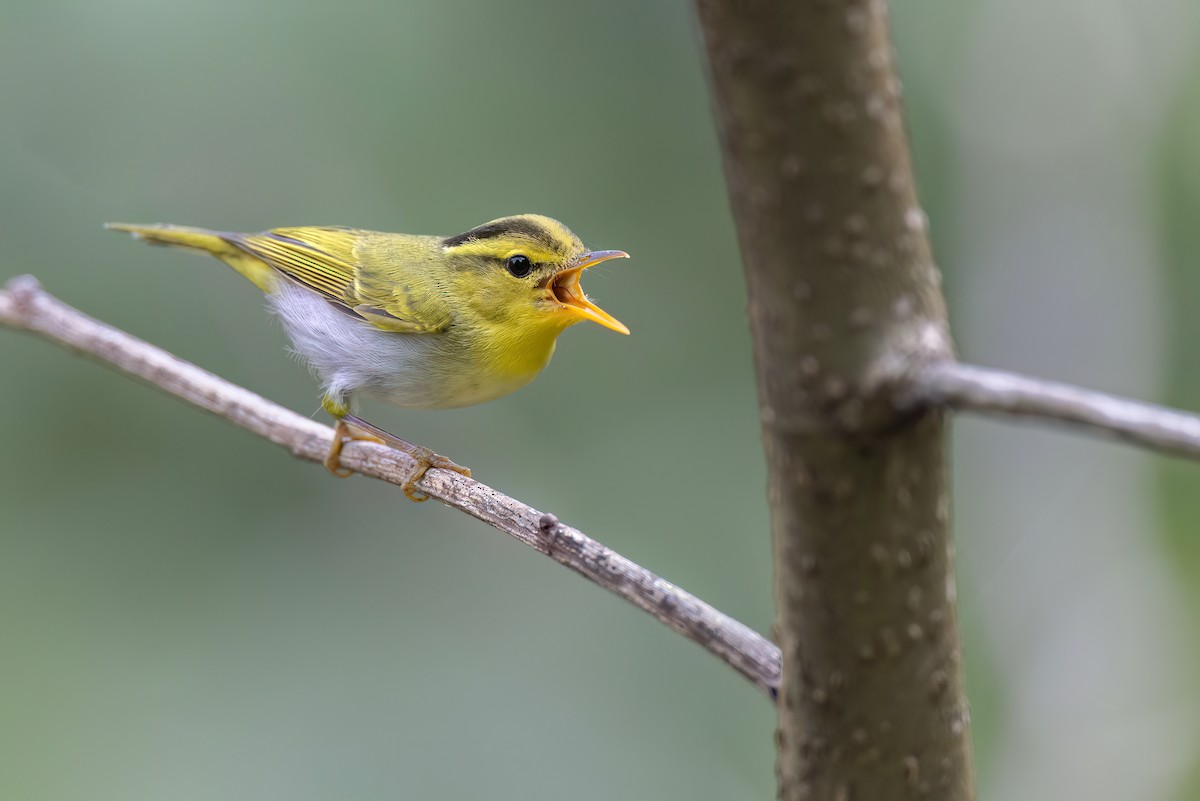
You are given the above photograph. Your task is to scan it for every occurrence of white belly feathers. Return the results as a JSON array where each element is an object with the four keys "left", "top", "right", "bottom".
[{"left": 268, "top": 282, "right": 533, "bottom": 410}]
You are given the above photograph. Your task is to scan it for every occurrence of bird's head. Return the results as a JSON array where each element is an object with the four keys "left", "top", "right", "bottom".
[{"left": 441, "top": 214, "right": 629, "bottom": 338}]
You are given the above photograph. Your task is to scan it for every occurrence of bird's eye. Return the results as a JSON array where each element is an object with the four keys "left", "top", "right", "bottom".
[{"left": 506, "top": 254, "right": 533, "bottom": 278}]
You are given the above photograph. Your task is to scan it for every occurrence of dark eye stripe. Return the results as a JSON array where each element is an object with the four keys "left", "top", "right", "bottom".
[{"left": 443, "top": 219, "right": 559, "bottom": 251}]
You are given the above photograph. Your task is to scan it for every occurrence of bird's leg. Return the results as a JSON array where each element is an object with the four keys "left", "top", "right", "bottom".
[
  {"left": 341, "top": 413, "right": 472, "bottom": 502},
  {"left": 322, "top": 394, "right": 386, "bottom": 479},
  {"left": 323, "top": 418, "right": 385, "bottom": 478}
]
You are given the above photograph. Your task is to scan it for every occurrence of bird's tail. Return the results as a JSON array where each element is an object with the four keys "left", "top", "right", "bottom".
[{"left": 104, "top": 222, "right": 276, "bottom": 292}]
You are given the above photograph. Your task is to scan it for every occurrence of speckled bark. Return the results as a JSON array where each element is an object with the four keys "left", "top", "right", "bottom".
[{"left": 694, "top": 1, "right": 974, "bottom": 799}]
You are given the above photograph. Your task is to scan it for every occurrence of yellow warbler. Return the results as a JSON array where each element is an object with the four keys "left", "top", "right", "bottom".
[{"left": 106, "top": 215, "right": 629, "bottom": 499}]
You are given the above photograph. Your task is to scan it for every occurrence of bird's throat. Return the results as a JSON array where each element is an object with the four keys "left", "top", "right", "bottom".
[{"left": 454, "top": 319, "right": 562, "bottom": 394}]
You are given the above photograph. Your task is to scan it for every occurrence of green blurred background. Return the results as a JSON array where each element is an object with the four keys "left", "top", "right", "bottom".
[{"left": 2, "top": 1, "right": 1198, "bottom": 798}]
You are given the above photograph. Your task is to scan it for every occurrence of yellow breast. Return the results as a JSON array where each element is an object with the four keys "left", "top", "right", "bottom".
[{"left": 438, "top": 319, "right": 560, "bottom": 406}]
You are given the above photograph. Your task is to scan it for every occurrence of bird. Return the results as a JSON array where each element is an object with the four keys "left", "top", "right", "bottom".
[{"left": 105, "top": 215, "right": 629, "bottom": 500}]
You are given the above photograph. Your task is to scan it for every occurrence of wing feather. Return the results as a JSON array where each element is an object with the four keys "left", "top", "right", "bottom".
[{"left": 228, "top": 228, "right": 447, "bottom": 334}]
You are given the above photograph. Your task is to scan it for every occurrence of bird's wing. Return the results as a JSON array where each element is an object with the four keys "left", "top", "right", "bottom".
[{"left": 228, "top": 227, "right": 450, "bottom": 334}]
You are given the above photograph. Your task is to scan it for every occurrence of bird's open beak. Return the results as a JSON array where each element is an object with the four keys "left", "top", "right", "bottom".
[{"left": 546, "top": 250, "right": 630, "bottom": 334}]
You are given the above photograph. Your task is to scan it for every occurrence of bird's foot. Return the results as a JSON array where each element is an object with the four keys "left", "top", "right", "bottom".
[
  {"left": 339, "top": 413, "right": 471, "bottom": 502},
  {"left": 399, "top": 446, "right": 473, "bottom": 502},
  {"left": 324, "top": 419, "right": 386, "bottom": 478}
]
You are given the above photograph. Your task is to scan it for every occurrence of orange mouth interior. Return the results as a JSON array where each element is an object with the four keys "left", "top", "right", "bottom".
[{"left": 542, "top": 251, "right": 630, "bottom": 335}]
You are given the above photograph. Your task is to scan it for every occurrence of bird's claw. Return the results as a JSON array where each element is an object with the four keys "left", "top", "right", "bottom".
[
  {"left": 326, "top": 415, "right": 471, "bottom": 502},
  {"left": 324, "top": 420, "right": 384, "bottom": 478},
  {"left": 402, "top": 448, "right": 472, "bottom": 502}
]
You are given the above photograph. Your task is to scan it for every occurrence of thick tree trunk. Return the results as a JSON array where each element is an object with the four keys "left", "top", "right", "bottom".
[{"left": 693, "top": 2, "right": 975, "bottom": 799}]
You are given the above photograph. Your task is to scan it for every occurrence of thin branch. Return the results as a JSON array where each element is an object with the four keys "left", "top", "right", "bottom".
[
  {"left": 0, "top": 275, "right": 782, "bottom": 699},
  {"left": 913, "top": 360, "right": 1200, "bottom": 461}
]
